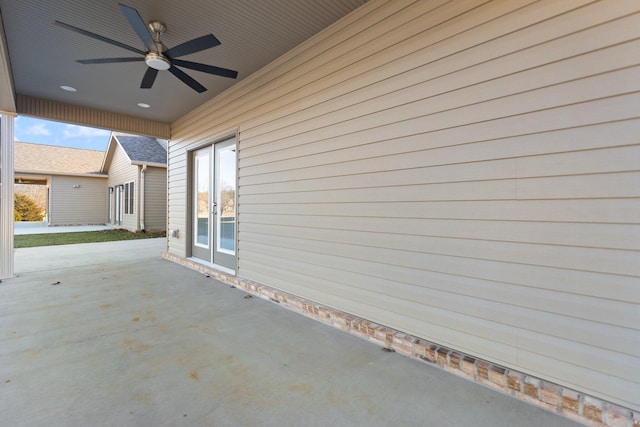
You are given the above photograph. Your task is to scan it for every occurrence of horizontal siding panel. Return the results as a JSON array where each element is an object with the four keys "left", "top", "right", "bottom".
[
  {"left": 238, "top": 229, "right": 639, "bottom": 304},
  {"left": 168, "top": 181, "right": 187, "bottom": 191},
  {"left": 240, "top": 171, "right": 640, "bottom": 203},
  {"left": 241, "top": 150, "right": 518, "bottom": 184},
  {"left": 240, "top": 123, "right": 640, "bottom": 185},
  {"left": 516, "top": 145, "right": 640, "bottom": 178},
  {"left": 240, "top": 179, "right": 518, "bottom": 203},
  {"left": 241, "top": 226, "right": 640, "bottom": 279},
  {"left": 242, "top": 121, "right": 639, "bottom": 181},
  {"left": 241, "top": 73, "right": 639, "bottom": 164},
  {"left": 516, "top": 171, "right": 640, "bottom": 199},
  {"left": 239, "top": 95, "right": 640, "bottom": 183},
  {"left": 240, "top": 214, "right": 640, "bottom": 251},
  {"left": 242, "top": 159, "right": 518, "bottom": 193},
  {"left": 241, "top": 136, "right": 640, "bottom": 187},
  {"left": 516, "top": 331, "right": 640, "bottom": 383},
  {"left": 243, "top": 27, "right": 640, "bottom": 145},
  {"left": 168, "top": 206, "right": 186, "bottom": 216},
  {"left": 240, "top": 240, "right": 640, "bottom": 348},
  {"left": 239, "top": 199, "right": 640, "bottom": 223},
  {"left": 241, "top": 62, "right": 639, "bottom": 155}
]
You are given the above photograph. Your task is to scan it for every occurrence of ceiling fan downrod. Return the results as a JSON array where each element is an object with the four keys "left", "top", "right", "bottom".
[{"left": 145, "top": 21, "right": 170, "bottom": 70}]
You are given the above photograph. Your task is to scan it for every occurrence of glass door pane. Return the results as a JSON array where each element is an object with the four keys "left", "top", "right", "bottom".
[
  {"left": 213, "top": 139, "right": 237, "bottom": 270},
  {"left": 217, "top": 146, "right": 236, "bottom": 254},
  {"left": 195, "top": 153, "right": 210, "bottom": 246},
  {"left": 192, "top": 147, "right": 212, "bottom": 261}
]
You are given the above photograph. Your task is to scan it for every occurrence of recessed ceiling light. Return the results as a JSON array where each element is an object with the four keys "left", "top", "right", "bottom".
[
  {"left": 137, "top": 103, "right": 151, "bottom": 108},
  {"left": 60, "top": 85, "right": 77, "bottom": 92}
]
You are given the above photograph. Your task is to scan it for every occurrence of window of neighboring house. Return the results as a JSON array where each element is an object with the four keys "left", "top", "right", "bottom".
[{"left": 124, "top": 181, "right": 134, "bottom": 214}]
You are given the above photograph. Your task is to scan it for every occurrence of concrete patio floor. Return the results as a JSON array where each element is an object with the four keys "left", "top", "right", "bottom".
[{"left": 1, "top": 240, "right": 581, "bottom": 426}]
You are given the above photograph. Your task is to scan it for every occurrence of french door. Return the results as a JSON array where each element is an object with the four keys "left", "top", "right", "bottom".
[{"left": 191, "top": 138, "right": 237, "bottom": 271}]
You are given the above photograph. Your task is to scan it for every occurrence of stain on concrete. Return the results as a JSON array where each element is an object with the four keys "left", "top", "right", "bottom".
[
  {"left": 287, "top": 383, "right": 313, "bottom": 395},
  {"left": 26, "top": 349, "right": 41, "bottom": 359},
  {"left": 122, "top": 338, "right": 151, "bottom": 353},
  {"left": 136, "top": 393, "right": 152, "bottom": 403}
]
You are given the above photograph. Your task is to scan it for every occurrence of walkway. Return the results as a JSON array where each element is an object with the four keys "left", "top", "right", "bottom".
[
  {"left": 14, "top": 221, "right": 112, "bottom": 235},
  {"left": 1, "top": 240, "right": 580, "bottom": 426}
]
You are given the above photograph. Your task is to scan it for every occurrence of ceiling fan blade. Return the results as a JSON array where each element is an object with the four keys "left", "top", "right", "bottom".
[
  {"left": 168, "top": 65, "right": 206, "bottom": 93},
  {"left": 165, "top": 34, "right": 221, "bottom": 58},
  {"left": 54, "top": 20, "right": 145, "bottom": 55},
  {"left": 171, "top": 59, "right": 238, "bottom": 79},
  {"left": 141, "top": 67, "right": 159, "bottom": 89},
  {"left": 77, "top": 57, "right": 144, "bottom": 64},
  {"left": 118, "top": 3, "right": 156, "bottom": 52}
]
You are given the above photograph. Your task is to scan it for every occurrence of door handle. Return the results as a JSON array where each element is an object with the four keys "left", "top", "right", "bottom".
[{"left": 212, "top": 202, "right": 217, "bottom": 214}]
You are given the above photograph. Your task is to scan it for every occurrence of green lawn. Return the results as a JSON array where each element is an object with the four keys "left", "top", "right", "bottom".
[{"left": 14, "top": 229, "right": 166, "bottom": 248}]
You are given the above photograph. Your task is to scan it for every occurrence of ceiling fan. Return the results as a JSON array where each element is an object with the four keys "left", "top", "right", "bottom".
[{"left": 53, "top": 3, "right": 238, "bottom": 93}]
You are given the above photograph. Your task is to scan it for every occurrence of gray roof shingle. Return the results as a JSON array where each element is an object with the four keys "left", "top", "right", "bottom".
[{"left": 116, "top": 135, "right": 167, "bottom": 165}]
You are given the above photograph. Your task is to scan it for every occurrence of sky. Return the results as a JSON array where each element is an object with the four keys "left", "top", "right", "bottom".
[{"left": 14, "top": 116, "right": 111, "bottom": 151}]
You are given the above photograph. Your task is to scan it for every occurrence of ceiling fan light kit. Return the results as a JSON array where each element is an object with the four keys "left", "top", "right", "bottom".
[
  {"left": 145, "top": 52, "right": 170, "bottom": 71},
  {"left": 53, "top": 2, "right": 238, "bottom": 93}
]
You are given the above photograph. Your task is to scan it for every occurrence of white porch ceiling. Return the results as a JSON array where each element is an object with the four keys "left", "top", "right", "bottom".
[{"left": 0, "top": 0, "right": 367, "bottom": 125}]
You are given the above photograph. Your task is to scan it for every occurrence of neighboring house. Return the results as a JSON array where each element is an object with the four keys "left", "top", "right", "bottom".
[
  {"left": 13, "top": 136, "right": 167, "bottom": 231},
  {"left": 14, "top": 141, "right": 107, "bottom": 225},
  {"left": 101, "top": 133, "right": 167, "bottom": 232}
]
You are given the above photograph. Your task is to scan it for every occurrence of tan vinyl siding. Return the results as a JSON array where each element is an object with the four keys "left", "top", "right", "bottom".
[
  {"left": 167, "top": 148, "right": 187, "bottom": 254},
  {"left": 169, "top": 0, "right": 640, "bottom": 410},
  {"left": 106, "top": 145, "right": 138, "bottom": 231},
  {"left": 143, "top": 166, "right": 167, "bottom": 231},
  {"left": 48, "top": 175, "right": 107, "bottom": 225}
]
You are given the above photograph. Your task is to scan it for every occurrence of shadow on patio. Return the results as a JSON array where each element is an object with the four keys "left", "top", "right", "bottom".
[{"left": 1, "top": 239, "right": 580, "bottom": 426}]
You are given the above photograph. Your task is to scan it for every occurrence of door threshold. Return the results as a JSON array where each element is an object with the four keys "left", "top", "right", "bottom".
[{"left": 186, "top": 257, "right": 235, "bottom": 276}]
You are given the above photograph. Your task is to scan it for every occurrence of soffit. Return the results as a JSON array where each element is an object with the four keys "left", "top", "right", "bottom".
[{"left": 0, "top": 0, "right": 367, "bottom": 124}]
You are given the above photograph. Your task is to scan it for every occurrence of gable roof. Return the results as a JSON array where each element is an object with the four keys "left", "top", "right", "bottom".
[
  {"left": 101, "top": 133, "right": 168, "bottom": 172},
  {"left": 116, "top": 135, "right": 167, "bottom": 165},
  {"left": 14, "top": 141, "right": 104, "bottom": 174}
]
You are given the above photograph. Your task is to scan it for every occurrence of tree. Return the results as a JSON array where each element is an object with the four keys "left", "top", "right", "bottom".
[
  {"left": 14, "top": 193, "right": 45, "bottom": 222},
  {"left": 15, "top": 184, "right": 47, "bottom": 211}
]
